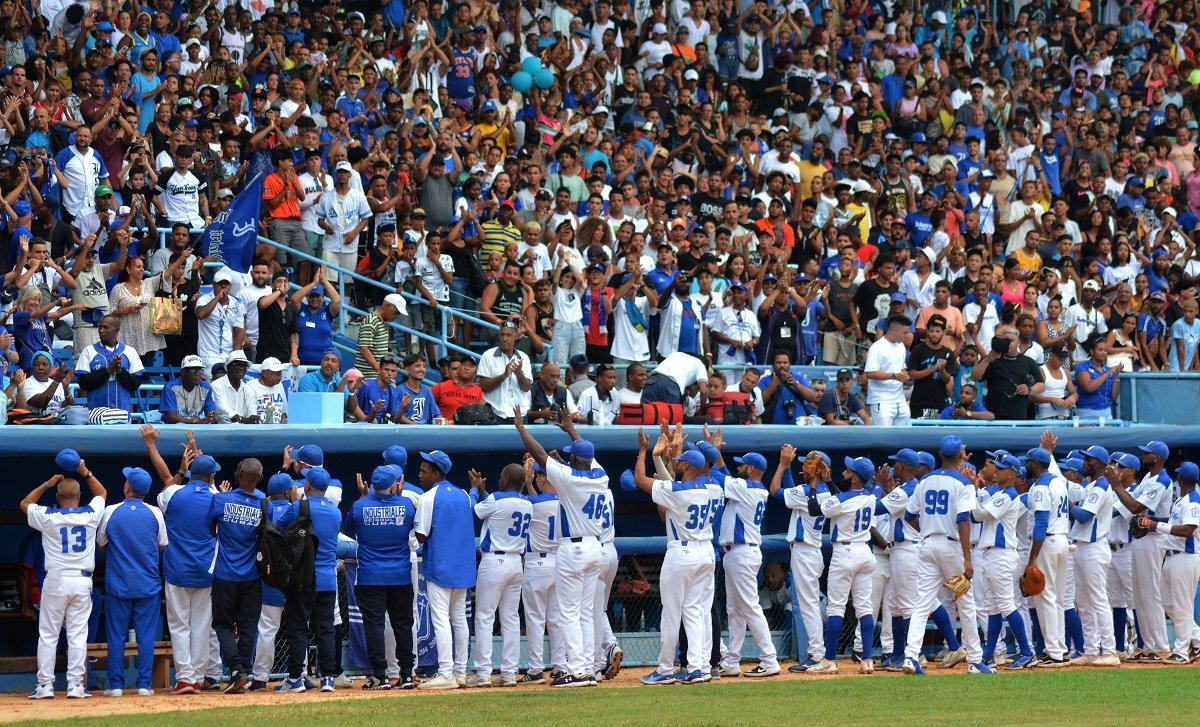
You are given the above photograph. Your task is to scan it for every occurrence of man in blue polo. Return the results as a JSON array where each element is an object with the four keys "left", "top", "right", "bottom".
[
  {"left": 345, "top": 466, "right": 416, "bottom": 690},
  {"left": 249, "top": 473, "right": 298, "bottom": 692},
  {"left": 158, "top": 454, "right": 220, "bottom": 694},
  {"left": 210, "top": 458, "right": 266, "bottom": 694},
  {"left": 277, "top": 467, "right": 342, "bottom": 693},
  {"left": 414, "top": 450, "right": 477, "bottom": 690},
  {"left": 98, "top": 467, "right": 167, "bottom": 697}
]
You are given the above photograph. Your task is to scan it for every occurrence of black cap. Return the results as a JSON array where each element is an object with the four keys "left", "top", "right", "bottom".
[{"left": 836, "top": 367, "right": 854, "bottom": 381}]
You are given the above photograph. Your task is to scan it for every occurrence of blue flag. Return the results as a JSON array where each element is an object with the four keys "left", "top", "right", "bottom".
[{"left": 200, "top": 152, "right": 271, "bottom": 271}]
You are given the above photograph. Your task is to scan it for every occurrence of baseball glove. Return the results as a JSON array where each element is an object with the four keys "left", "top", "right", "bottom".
[
  {"left": 802, "top": 450, "right": 823, "bottom": 482},
  {"left": 1129, "top": 515, "right": 1151, "bottom": 539},
  {"left": 1019, "top": 564, "right": 1046, "bottom": 597},
  {"left": 943, "top": 573, "right": 971, "bottom": 599}
]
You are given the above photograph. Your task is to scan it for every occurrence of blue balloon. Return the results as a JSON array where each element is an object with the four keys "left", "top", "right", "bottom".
[
  {"left": 510, "top": 71, "right": 533, "bottom": 93},
  {"left": 534, "top": 67, "right": 555, "bottom": 90},
  {"left": 522, "top": 56, "right": 543, "bottom": 75}
]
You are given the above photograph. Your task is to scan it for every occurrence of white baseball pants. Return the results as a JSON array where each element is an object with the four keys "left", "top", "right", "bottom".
[
  {"left": 826, "top": 543, "right": 875, "bottom": 618},
  {"left": 251, "top": 604, "right": 284, "bottom": 682},
  {"left": 523, "top": 553, "right": 564, "bottom": 674},
  {"left": 1107, "top": 543, "right": 1133, "bottom": 608},
  {"left": 1132, "top": 534, "right": 1168, "bottom": 654},
  {"left": 904, "top": 537, "right": 982, "bottom": 663},
  {"left": 556, "top": 537, "right": 603, "bottom": 678},
  {"left": 656, "top": 542, "right": 715, "bottom": 675},
  {"left": 1030, "top": 534, "right": 1069, "bottom": 660},
  {"left": 854, "top": 552, "right": 892, "bottom": 655},
  {"left": 721, "top": 544, "right": 778, "bottom": 668},
  {"left": 473, "top": 553, "right": 523, "bottom": 677},
  {"left": 978, "top": 547, "right": 1019, "bottom": 616},
  {"left": 789, "top": 541, "right": 825, "bottom": 661},
  {"left": 165, "top": 584, "right": 212, "bottom": 684},
  {"left": 37, "top": 572, "right": 92, "bottom": 688},
  {"left": 1073, "top": 540, "right": 1115, "bottom": 656},
  {"left": 592, "top": 541, "right": 619, "bottom": 672},
  {"left": 1163, "top": 552, "right": 1200, "bottom": 659},
  {"left": 426, "top": 583, "right": 469, "bottom": 678},
  {"left": 889, "top": 543, "right": 920, "bottom": 617}
]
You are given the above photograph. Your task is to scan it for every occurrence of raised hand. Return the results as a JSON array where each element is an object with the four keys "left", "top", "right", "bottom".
[
  {"left": 1040, "top": 429, "right": 1057, "bottom": 453},
  {"left": 779, "top": 444, "right": 797, "bottom": 465},
  {"left": 468, "top": 468, "right": 486, "bottom": 491},
  {"left": 637, "top": 428, "right": 650, "bottom": 451},
  {"left": 356, "top": 472, "right": 368, "bottom": 497},
  {"left": 140, "top": 424, "right": 158, "bottom": 445}
]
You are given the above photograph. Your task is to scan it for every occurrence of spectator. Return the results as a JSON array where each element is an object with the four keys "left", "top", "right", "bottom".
[
  {"left": 357, "top": 354, "right": 405, "bottom": 425},
  {"left": 907, "top": 315, "right": 957, "bottom": 420},
  {"left": 617, "top": 361, "right": 649, "bottom": 405},
  {"left": 397, "top": 353, "right": 440, "bottom": 425},
  {"left": 263, "top": 147, "right": 311, "bottom": 285},
  {"left": 412, "top": 232, "right": 454, "bottom": 363},
  {"left": 758, "top": 349, "right": 819, "bottom": 425},
  {"left": 642, "top": 350, "right": 709, "bottom": 408},
  {"left": 195, "top": 268, "right": 246, "bottom": 373},
  {"left": 53, "top": 125, "right": 109, "bottom": 225},
  {"left": 939, "top": 383, "right": 995, "bottom": 421},
  {"left": 4, "top": 286, "right": 78, "bottom": 369},
  {"left": 1137, "top": 292, "right": 1170, "bottom": 372},
  {"left": 1075, "top": 337, "right": 1121, "bottom": 420},
  {"left": 74, "top": 314, "right": 143, "bottom": 413},
  {"left": 971, "top": 333, "right": 1044, "bottom": 421},
  {"left": 255, "top": 271, "right": 296, "bottom": 365},
  {"left": 565, "top": 355, "right": 596, "bottom": 401},
  {"left": 527, "top": 361, "right": 578, "bottom": 425},
  {"left": 1064, "top": 280, "right": 1108, "bottom": 362},
  {"left": 711, "top": 282, "right": 760, "bottom": 367},
  {"left": 109, "top": 253, "right": 186, "bottom": 359},
  {"left": 292, "top": 268, "right": 342, "bottom": 367},
  {"left": 22, "top": 351, "right": 74, "bottom": 416},
  {"left": 576, "top": 363, "right": 620, "bottom": 426},
  {"left": 315, "top": 160, "right": 372, "bottom": 296},
  {"left": 1169, "top": 299, "right": 1200, "bottom": 372},
  {"left": 477, "top": 322, "right": 532, "bottom": 421},
  {"left": 818, "top": 367, "right": 871, "bottom": 426},
  {"left": 156, "top": 144, "right": 210, "bottom": 228},
  {"left": 212, "top": 351, "right": 258, "bottom": 424},
  {"left": 608, "top": 267, "right": 657, "bottom": 383},
  {"left": 431, "top": 354, "right": 484, "bottom": 423},
  {"left": 248, "top": 358, "right": 289, "bottom": 424},
  {"left": 355, "top": 293, "right": 407, "bottom": 380},
  {"left": 1032, "top": 342, "right": 1078, "bottom": 421},
  {"left": 655, "top": 271, "right": 708, "bottom": 359},
  {"left": 864, "top": 315, "right": 913, "bottom": 426},
  {"left": 727, "top": 366, "right": 766, "bottom": 422},
  {"left": 160, "top": 355, "right": 217, "bottom": 425},
  {"left": 915, "top": 280, "right": 966, "bottom": 352},
  {"left": 68, "top": 231, "right": 130, "bottom": 351}
]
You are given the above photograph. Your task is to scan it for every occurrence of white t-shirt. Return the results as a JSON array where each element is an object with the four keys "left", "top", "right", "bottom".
[
  {"left": 712, "top": 305, "right": 761, "bottom": 366},
  {"left": 553, "top": 285, "right": 583, "bottom": 324},
  {"left": 247, "top": 378, "right": 287, "bottom": 423},
  {"left": 196, "top": 293, "right": 245, "bottom": 362},
  {"left": 22, "top": 377, "right": 67, "bottom": 415},
  {"left": 654, "top": 351, "right": 708, "bottom": 390},
  {"left": 299, "top": 171, "right": 334, "bottom": 234},
  {"left": 415, "top": 254, "right": 454, "bottom": 302},
  {"left": 864, "top": 337, "right": 907, "bottom": 404},
  {"left": 963, "top": 300, "right": 1000, "bottom": 348},
  {"left": 610, "top": 295, "right": 651, "bottom": 362}
]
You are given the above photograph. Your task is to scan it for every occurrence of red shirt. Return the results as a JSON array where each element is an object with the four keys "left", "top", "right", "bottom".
[{"left": 431, "top": 380, "right": 483, "bottom": 422}]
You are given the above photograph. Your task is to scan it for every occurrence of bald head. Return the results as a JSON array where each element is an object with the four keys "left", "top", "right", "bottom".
[
  {"left": 499, "top": 463, "right": 526, "bottom": 492},
  {"left": 57, "top": 478, "right": 82, "bottom": 502}
]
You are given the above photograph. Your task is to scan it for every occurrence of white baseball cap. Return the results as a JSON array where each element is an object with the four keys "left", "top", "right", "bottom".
[
  {"left": 213, "top": 268, "right": 234, "bottom": 284},
  {"left": 652, "top": 22, "right": 667, "bottom": 34},
  {"left": 260, "top": 357, "right": 287, "bottom": 372},
  {"left": 226, "top": 350, "right": 250, "bottom": 365},
  {"left": 181, "top": 354, "right": 204, "bottom": 369},
  {"left": 335, "top": 160, "right": 354, "bottom": 173},
  {"left": 383, "top": 293, "right": 408, "bottom": 316}
]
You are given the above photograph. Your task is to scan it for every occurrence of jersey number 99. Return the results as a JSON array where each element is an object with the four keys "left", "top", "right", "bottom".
[{"left": 924, "top": 489, "right": 950, "bottom": 515}]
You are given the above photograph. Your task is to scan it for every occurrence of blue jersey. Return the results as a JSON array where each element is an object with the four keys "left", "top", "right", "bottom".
[
  {"left": 159, "top": 481, "right": 216, "bottom": 588},
  {"left": 278, "top": 495, "right": 342, "bottom": 591},
  {"left": 447, "top": 48, "right": 476, "bottom": 100},
  {"left": 210, "top": 488, "right": 267, "bottom": 582},
  {"left": 344, "top": 491, "right": 414, "bottom": 586},
  {"left": 415, "top": 482, "right": 478, "bottom": 589},
  {"left": 399, "top": 381, "right": 441, "bottom": 424},
  {"left": 98, "top": 498, "right": 167, "bottom": 599}
]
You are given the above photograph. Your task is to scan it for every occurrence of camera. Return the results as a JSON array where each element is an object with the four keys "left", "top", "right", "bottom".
[{"left": 990, "top": 336, "right": 1011, "bottom": 356}]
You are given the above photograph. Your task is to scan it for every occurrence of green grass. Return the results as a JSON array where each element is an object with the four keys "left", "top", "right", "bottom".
[{"left": 21, "top": 668, "right": 1200, "bottom": 726}]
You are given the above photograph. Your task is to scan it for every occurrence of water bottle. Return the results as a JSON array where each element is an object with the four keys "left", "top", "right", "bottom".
[{"left": 264, "top": 402, "right": 275, "bottom": 424}]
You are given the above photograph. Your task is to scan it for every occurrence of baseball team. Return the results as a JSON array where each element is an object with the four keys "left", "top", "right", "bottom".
[{"left": 18, "top": 420, "right": 1200, "bottom": 698}]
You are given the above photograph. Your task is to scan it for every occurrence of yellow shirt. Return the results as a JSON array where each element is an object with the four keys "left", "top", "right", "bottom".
[
  {"left": 474, "top": 122, "right": 513, "bottom": 157},
  {"left": 798, "top": 160, "right": 827, "bottom": 200},
  {"left": 1014, "top": 247, "right": 1041, "bottom": 281}
]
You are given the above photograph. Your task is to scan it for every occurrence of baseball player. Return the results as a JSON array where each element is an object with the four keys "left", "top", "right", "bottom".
[
  {"left": 97, "top": 466, "right": 167, "bottom": 696},
  {"left": 1024, "top": 445, "right": 1072, "bottom": 667},
  {"left": 386, "top": 444, "right": 425, "bottom": 685},
  {"left": 714, "top": 450, "right": 780, "bottom": 677},
  {"left": 1115, "top": 441, "right": 1174, "bottom": 661},
  {"left": 345, "top": 466, "right": 416, "bottom": 690},
  {"left": 22, "top": 452, "right": 107, "bottom": 699},
  {"left": 160, "top": 453, "right": 220, "bottom": 694},
  {"left": 249, "top": 473, "right": 298, "bottom": 691},
  {"left": 901, "top": 436, "right": 990, "bottom": 675},
  {"left": 1136, "top": 461, "right": 1200, "bottom": 663},
  {"left": 466, "top": 464, "right": 532, "bottom": 688},
  {"left": 520, "top": 461, "right": 566, "bottom": 683},
  {"left": 675, "top": 438, "right": 724, "bottom": 679},
  {"left": 1105, "top": 451, "right": 1137, "bottom": 657},
  {"left": 515, "top": 411, "right": 609, "bottom": 688},
  {"left": 634, "top": 433, "right": 718, "bottom": 685},
  {"left": 413, "top": 450, "right": 478, "bottom": 690},
  {"left": 768, "top": 445, "right": 829, "bottom": 672},
  {"left": 808, "top": 457, "right": 878, "bottom": 674},
  {"left": 1066, "top": 450, "right": 1121, "bottom": 666},
  {"left": 858, "top": 468, "right": 894, "bottom": 666},
  {"left": 593, "top": 483, "right": 623, "bottom": 682},
  {"left": 971, "top": 454, "right": 1034, "bottom": 669}
]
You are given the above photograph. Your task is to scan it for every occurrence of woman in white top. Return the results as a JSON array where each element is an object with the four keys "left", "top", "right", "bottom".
[
  {"left": 549, "top": 255, "right": 585, "bottom": 369},
  {"left": 1105, "top": 312, "right": 1140, "bottom": 373},
  {"left": 1032, "top": 343, "right": 1078, "bottom": 420}
]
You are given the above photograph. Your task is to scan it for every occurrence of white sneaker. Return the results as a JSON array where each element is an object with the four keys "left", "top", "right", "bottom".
[
  {"left": 859, "top": 659, "right": 874, "bottom": 674},
  {"left": 454, "top": 672, "right": 467, "bottom": 687},
  {"left": 66, "top": 685, "right": 91, "bottom": 699},
  {"left": 28, "top": 684, "right": 54, "bottom": 700},
  {"left": 496, "top": 674, "right": 518, "bottom": 687},
  {"left": 137, "top": 688, "right": 154, "bottom": 696},
  {"left": 744, "top": 663, "right": 780, "bottom": 677},
  {"left": 418, "top": 674, "right": 458, "bottom": 691},
  {"left": 334, "top": 673, "right": 353, "bottom": 688},
  {"left": 1069, "top": 653, "right": 1096, "bottom": 666},
  {"left": 1092, "top": 654, "right": 1121, "bottom": 667},
  {"left": 942, "top": 647, "right": 967, "bottom": 667},
  {"left": 103, "top": 689, "right": 123, "bottom": 697},
  {"left": 465, "top": 674, "right": 492, "bottom": 688},
  {"left": 718, "top": 663, "right": 742, "bottom": 677},
  {"left": 807, "top": 659, "right": 838, "bottom": 673}
]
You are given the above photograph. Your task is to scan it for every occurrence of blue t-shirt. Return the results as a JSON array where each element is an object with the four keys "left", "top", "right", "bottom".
[
  {"left": 1170, "top": 317, "right": 1200, "bottom": 372},
  {"left": 130, "top": 72, "right": 161, "bottom": 133},
  {"left": 421, "top": 482, "right": 477, "bottom": 589},
  {"left": 759, "top": 371, "right": 817, "bottom": 424},
  {"left": 210, "top": 488, "right": 267, "bottom": 582},
  {"left": 939, "top": 401, "right": 988, "bottom": 419},
  {"left": 159, "top": 378, "right": 217, "bottom": 418},
  {"left": 1074, "top": 360, "right": 1115, "bottom": 410},
  {"left": 299, "top": 370, "right": 344, "bottom": 393},
  {"left": 344, "top": 491, "right": 414, "bottom": 586},
  {"left": 905, "top": 212, "right": 933, "bottom": 247},
  {"left": 296, "top": 304, "right": 335, "bottom": 364},
  {"left": 11, "top": 310, "right": 50, "bottom": 370},
  {"left": 357, "top": 379, "right": 403, "bottom": 423},
  {"left": 400, "top": 381, "right": 440, "bottom": 423},
  {"left": 102, "top": 498, "right": 163, "bottom": 599},
  {"left": 280, "top": 495, "right": 342, "bottom": 592},
  {"left": 161, "top": 481, "right": 216, "bottom": 588},
  {"left": 678, "top": 304, "right": 701, "bottom": 355}
]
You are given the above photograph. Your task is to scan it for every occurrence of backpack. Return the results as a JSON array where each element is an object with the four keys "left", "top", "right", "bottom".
[
  {"left": 257, "top": 498, "right": 316, "bottom": 594},
  {"left": 454, "top": 403, "right": 497, "bottom": 425},
  {"left": 704, "top": 391, "right": 755, "bottom": 425},
  {"left": 616, "top": 402, "right": 684, "bottom": 425}
]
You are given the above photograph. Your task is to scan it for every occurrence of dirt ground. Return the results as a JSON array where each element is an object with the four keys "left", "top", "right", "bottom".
[{"left": 0, "top": 660, "right": 1183, "bottom": 723}]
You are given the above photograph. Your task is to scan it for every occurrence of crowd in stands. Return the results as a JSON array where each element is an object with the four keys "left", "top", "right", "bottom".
[{"left": 3, "top": 0, "right": 1200, "bottom": 426}]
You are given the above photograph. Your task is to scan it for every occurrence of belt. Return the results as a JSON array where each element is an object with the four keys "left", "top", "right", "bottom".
[
  {"left": 484, "top": 551, "right": 514, "bottom": 556},
  {"left": 55, "top": 569, "right": 92, "bottom": 577},
  {"left": 670, "top": 540, "right": 699, "bottom": 546},
  {"left": 982, "top": 545, "right": 1007, "bottom": 551},
  {"left": 926, "top": 535, "right": 958, "bottom": 543},
  {"left": 722, "top": 543, "right": 751, "bottom": 551},
  {"left": 1110, "top": 542, "right": 1127, "bottom": 551},
  {"left": 892, "top": 539, "right": 916, "bottom": 548},
  {"left": 568, "top": 535, "right": 598, "bottom": 543},
  {"left": 526, "top": 552, "right": 551, "bottom": 559},
  {"left": 1165, "top": 550, "right": 1192, "bottom": 558}
]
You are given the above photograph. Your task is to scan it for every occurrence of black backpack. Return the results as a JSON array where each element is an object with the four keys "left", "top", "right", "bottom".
[{"left": 257, "top": 498, "right": 316, "bottom": 594}]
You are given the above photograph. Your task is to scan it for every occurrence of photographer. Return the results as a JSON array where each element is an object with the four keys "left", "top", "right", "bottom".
[
  {"left": 759, "top": 348, "right": 821, "bottom": 424},
  {"left": 970, "top": 332, "right": 1045, "bottom": 420}
]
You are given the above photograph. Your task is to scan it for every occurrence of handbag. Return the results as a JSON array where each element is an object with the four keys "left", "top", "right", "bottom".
[{"left": 150, "top": 294, "right": 183, "bottom": 335}]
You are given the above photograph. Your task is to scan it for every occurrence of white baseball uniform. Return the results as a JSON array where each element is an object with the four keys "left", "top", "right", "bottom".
[
  {"left": 972, "top": 485, "right": 1023, "bottom": 617},
  {"left": 544, "top": 458, "right": 610, "bottom": 680},
  {"left": 523, "top": 492, "right": 565, "bottom": 676},
  {"left": 27, "top": 494, "right": 105, "bottom": 690},
  {"left": 903, "top": 469, "right": 983, "bottom": 663},
  {"left": 881, "top": 480, "right": 921, "bottom": 621},
  {"left": 1068, "top": 475, "right": 1116, "bottom": 657},
  {"left": 716, "top": 473, "right": 777, "bottom": 670},
  {"left": 773, "top": 477, "right": 829, "bottom": 662},
  {"left": 650, "top": 478, "right": 717, "bottom": 676},
  {"left": 1160, "top": 490, "right": 1200, "bottom": 659},
  {"left": 853, "top": 485, "right": 892, "bottom": 657},
  {"left": 820, "top": 488, "right": 877, "bottom": 656},
  {"left": 1129, "top": 469, "right": 1173, "bottom": 655},
  {"left": 1027, "top": 471, "right": 1070, "bottom": 660},
  {"left": 593, "top": 490, "right": 620, "bottom": 674},
  {"left": 473, "top": 491, "right": 532, "bottom": 678}
]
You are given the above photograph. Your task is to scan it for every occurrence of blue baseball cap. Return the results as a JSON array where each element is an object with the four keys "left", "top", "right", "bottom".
[
  {"left": 1176, "top": 462, "right": 1199, "bottom": 483},
  {"left": 985, "top": 449, "right": 1010, "bottom": 460},
  {"left": 888, "top": 448, "right": 920, "bottom": 468},
  {"left": 1059, "top": 458, "right": 1084, "bottom": 474},
  {"left": 305, "top": 467, "right": 331, "bottom": 491},
  {"left": 994, "top": 454, "right": 1022, "bottom": 471},
  {"left": 1083, "top": 445, "right": 1110, "bottom": 465},
  {"left": 733, "top": 452, "right": 768, "bottom": 472},
  {"left": 686, "top": 441, "right": 719, "bottom": 467},
  {"left": 910, "top": 132, "right": 927, "bottom": 143},
  {"left": 295, "top": 444, "right": 324, "bottom": 467},
  {"left": 190, "top": 455, "right": 221, "bottom": 475},
  {"left": 383, "top": 445, "right": 408, "bottom": 468},
  {"left": 123, "top": 467, "right": 151, "bottom": 494},
  {"left": 889, "top": 292, "right": 907, "bottom": 304},
  {"left": 843, "top": 456, "right": 875, "bottom": 483},
  {"left": 267, "top": 473, "right": 295, "bottom": 495},
  {"left": 675, "top": 450, "right": 707, "bottom": 470},
  {"left": 419, "top": 450, "right": 453, "bottom": 475},
  {"left": 1128, "top": 176, "right": 1145, "bottom": 187},
  {"left": 917, "top": 452, "right": 936, "bottom": 470},
  {"left": 564, "top": 440, "right": 596, "bottom": 461},
  {"left": 371, "top": 465, "right": 398, "bottom": 490},
  {"left": 1138, "top": 441, "right": 1169, "bottom": 460},
  {"left": 1115, "top": 452, "right": 1140, "bottom": 470},
  {"left": 940, "top": 435, "right": 964, "bottom": 457},
  {"left": 1067, "top": 449, "right": 1086, "bottom": 461},
  {"left": 55, "top": 448, "right": 81, "bottom": 472},
  {"left": 619, "top": 468, "right": 637, "bottom": 492},
  {"left": 481, "top": 99, "right": 497, "bottom": 112},
  {"left": 1025, "top": 448, "right": 1053, "bottom": 465}
]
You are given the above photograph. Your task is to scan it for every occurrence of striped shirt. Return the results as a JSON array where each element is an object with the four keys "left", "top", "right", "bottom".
[
  {"left": 354, "top": 313, "right": 391, "bottom": 379},
  {"left": 481, "top": 219, "right": 522, "bottom": 271}
]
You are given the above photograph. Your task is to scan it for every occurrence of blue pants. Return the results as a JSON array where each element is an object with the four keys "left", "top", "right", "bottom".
[{"left": 105, "top": 594, "right": 159, "bottom": 690}]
